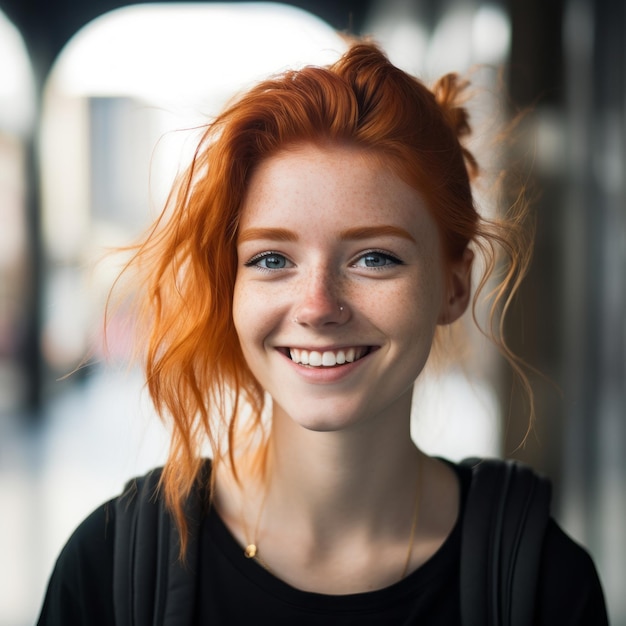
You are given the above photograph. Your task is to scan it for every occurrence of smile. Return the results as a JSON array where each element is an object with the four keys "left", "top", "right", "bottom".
[{"left": 288, "top": 347, "right": 371, "bottom": 367}]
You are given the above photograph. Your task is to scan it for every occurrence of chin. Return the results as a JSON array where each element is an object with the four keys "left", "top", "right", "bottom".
[{"left": 273, "top": 401, "right": 365, "bottom": 433}]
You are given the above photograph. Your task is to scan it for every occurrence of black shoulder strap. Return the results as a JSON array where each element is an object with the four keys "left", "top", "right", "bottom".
[
  {"left": 460, "top": 457, "right": 551, "bottom": 626},
  {"left": 113, "top": 462, "right": 209, "bottom": 626}
]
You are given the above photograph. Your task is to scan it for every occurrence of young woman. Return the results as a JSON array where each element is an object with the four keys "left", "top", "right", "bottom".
[{"left": 38, "top": 41, "right": 608, "bottom": 625}]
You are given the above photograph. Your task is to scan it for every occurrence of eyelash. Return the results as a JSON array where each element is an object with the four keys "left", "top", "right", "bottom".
[
  {"left": 244, "top": 251, "right": 291, "bottom": 271},
  {"left": 351, "top": 250, "right": 404, "bottom": 269}
]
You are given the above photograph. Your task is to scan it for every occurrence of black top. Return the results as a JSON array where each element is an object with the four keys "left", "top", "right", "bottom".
[{"left": 37, "top": 463, "right": 608, "bottom": 625}]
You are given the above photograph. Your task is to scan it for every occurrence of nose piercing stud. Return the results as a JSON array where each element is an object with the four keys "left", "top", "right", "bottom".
[{"left": 339, "top": 305, "right": 344, "bottom": 312}]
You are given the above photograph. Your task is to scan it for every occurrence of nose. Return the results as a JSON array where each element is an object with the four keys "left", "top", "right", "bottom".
[{"left": 292, "top": 270, "right": 349, "bottom": 327}]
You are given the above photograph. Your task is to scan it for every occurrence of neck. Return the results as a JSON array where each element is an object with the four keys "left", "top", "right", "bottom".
[{"left": 261, "top": 395, "right": 421, "bottom": 541}]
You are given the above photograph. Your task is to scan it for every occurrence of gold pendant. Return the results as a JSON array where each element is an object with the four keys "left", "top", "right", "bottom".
[{"left": 244, "top": 544, "right": 257, "bottom": 558}]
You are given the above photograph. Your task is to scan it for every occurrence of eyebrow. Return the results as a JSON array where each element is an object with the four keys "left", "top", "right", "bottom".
[
  {"left": 237, "top": 225, "right": 416, "bottom": 244},
  {"left": 237, "top": 228, "right": 298, "bottom": 243},
  {"left": 340, "top": 226, "right": 416, "bottom": 243}
]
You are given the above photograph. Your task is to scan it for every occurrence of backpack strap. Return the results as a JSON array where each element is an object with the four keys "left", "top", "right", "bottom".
[
  {"left": 113, "top": 461, "right": 209, "bottom": 626},
  {"left": 460, "top": 457, "right": 551, "bottom": 626}
]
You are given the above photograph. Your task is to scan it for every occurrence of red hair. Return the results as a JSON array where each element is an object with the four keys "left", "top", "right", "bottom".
[{"left": 113, "top": 41, "right": 532, "bottom": 552}]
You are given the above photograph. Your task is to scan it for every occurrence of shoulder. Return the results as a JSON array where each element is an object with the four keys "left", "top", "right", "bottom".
[
  {"left": 37, "top": 500, "right": 117, "bottom": 625},
  {"left": 535, "top": 519, "right": 608, "bottom": 625},
  {"left": 38, "top": 462, "right": 211, "bottom": 625},
  {"left": 455, "top": 458, "right": 608, "bottom": 625},
  {"left": 37, "top": 466, "right": 167, "bottom": 624}
]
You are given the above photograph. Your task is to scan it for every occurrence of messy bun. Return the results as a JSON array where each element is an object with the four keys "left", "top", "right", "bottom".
[{"left": 432, "top": 73, "right": 480, "bottom": 180}]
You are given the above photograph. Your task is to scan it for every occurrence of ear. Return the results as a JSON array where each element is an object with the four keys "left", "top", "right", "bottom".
[{"left": 438, "top": 247, "right": 473, "bottom": 325}]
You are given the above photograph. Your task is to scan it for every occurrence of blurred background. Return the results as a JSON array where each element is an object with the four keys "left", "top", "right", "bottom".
[{"left": 0, "top": 0, "right": 623, "bottom": 624}]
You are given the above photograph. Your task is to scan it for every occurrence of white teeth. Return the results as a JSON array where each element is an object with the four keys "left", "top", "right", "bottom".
[
  {"left": 289, "top": 347, "right": 367, "bottom": 367},
  {"left": 309, "top": 351, "right": 322, "bottom": 366},
  {"left": 322, "top": 352, "right": 336, "bottom": 366}
]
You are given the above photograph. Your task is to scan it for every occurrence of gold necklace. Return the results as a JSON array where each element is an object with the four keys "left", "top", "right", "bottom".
[
  {"left": 242, "top": 456, "right": 423, "bottom": 581},
  {"left": 243, "top": 482, "right": 270, "bottom": 564}
]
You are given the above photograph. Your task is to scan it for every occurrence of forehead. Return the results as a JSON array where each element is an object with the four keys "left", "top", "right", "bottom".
[
  {"left": 239, "top": 143, "right": 434, "bottom": 235},
  {"left": 248, "top": 143, "right": 396, "bottom": 192}
]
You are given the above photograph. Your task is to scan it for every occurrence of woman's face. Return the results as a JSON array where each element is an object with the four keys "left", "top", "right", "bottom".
[{"left": 233, "top": 143, "right": 470, "bottom": 433}]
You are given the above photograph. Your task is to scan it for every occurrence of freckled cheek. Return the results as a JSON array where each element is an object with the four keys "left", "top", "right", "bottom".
[
  {"left": 380, "top": 278, "right": 443, "bottom": 335},
  {"left": 232, "top": 281, "right": 284, "bottom": 349}
]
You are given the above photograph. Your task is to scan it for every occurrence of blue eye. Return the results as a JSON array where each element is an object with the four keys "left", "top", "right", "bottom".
[
  {"left": 354, "top": 251, "right": 402, "bottom": 268},
  {"left": 246, "top": 252, "right": 289, "bottom": 270}
]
